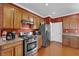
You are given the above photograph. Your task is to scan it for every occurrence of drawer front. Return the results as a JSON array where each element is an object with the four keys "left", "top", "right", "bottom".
[{"left": 1, "top": 41, "right": 23, "bottom": 50}]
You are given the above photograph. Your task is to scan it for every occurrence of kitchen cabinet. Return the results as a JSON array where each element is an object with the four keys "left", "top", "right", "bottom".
[
  {"left": 0, "top": 3, "right": 43, "bottom": 29},
  {"left": 63, "top": 35, "right": 70, "bottom": 46},
  {"left": 38, "top": 17, "right": 43, "bottom": 29},
  {"left": 14, "top": 7, "right": 22, "bottom": 29},
  {"left": 0, "top": 4, "right": 22, "bottom": 29},
  {"left": 0, "top": 41, "right": 23, "bottom": 56},
  {"left": 15, "top": 44, "right": 23, "bottom": 56},
  {"left": 63, "top": 35, "right": 79, "bottom": 48},
  {"left": 33, "top": 16, "right": 44, "bottom": 29},
  {"left": 22, "top": 11, "right": 29, "bottom": 20},
  {"left": 69, "top": 15, "right": 77, "bottom": 29},
  {"left": 40, "top": 18, "right": 44, "bottom": 24},
  {"left": 1, "top": 48, "right": 14, "bottom": 56},
  {"left": 3, "top": 4, "right": 14, "bottom": 29},
  {"left": 62, "top": 17, "right": 70, "bottom": 29},
  {"left": 33, "top": 16, "right": 40, "bottom": 29},
  {"left": 38, "top": 17, "right": 42, "bottom": 28},
  {"left": 28, "top": 13, "right": 34, "bottom": 22},
  {"left": 0, "top": 30, "right": 1, "bottom": 37},
  {"left": 38, "top": 35, "right": 42, "bottom": 49},
  {"left": 33, "top": 16, "right": 37, "bottom": 29},
  {"left": 62, "top": 15, "right": 78, "bottom": 30},
  {"left": 0, "top": 4, "right": 3, "bottom": 29},
  {"left": 70, "top": 36, "right": 79, "bottom": 48},
  {"left": 33, "top": 16, "right": 36, "bottom": 29},
  {"left": 2, "top": 4, "right": 22, "bottom": 29}
]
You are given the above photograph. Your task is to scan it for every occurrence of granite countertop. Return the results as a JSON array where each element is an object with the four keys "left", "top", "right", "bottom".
[
  {"left": 63, "top": 33, "right": 79, "bottom": 37},
  {"left": 0, "top": 37, "right": 24, "bottom": 46}
]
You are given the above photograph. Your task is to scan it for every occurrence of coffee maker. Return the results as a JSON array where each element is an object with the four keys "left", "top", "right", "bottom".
[{"left": 6, "top": 32, "right": 16, "bottom": 40}]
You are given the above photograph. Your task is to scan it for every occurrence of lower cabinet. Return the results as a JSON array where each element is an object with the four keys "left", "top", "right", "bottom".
[
  {"left": 15, "top": 44, "right": 23, "bottom": 56},
  {"left": 0, "top": 41, "right": 23, "bottom": 56},
  {"left": 1, "top": 48, "right": 14, "bottom": 56},
  {"left": 63, "top": 35, "right": 79, "bottom": 48},
  {"left": 63, "top": 35, "right": 70, "bottom": 46},
  {"left": 38, "top": 35, "right": 42, "bottom": 49},
  {"left": 70, "top": 37, "right": 79, "bottom": 48}
]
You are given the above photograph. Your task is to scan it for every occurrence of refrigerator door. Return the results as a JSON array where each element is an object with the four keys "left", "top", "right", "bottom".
[
  {"left": 45, "top": 24, "right": 50, "bottom": 41},
  {"left": 39, "top": 24, "right": 50, "bottom": 48}
]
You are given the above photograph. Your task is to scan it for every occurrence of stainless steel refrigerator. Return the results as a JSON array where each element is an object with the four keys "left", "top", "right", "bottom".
[{"left": 39, "top": 24, "right": 50, "bottom": 48}]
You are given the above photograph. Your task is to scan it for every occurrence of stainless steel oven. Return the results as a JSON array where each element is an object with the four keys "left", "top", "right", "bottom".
[
  {"left": 19, "top": 32, "right": 38, "bottom": 56},
  {"left": 24, "top": 39, "right": 37, "bottom": 56}
]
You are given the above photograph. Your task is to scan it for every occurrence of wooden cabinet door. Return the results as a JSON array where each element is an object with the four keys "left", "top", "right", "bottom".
[
  {"left": 63, "top": 17, "right": 70, "bottom": 29},
  {"left": 70, "top": 36, "right": 78, "bottom": 48},
  {"left": 38, "top": 17, "right": 41, "bottom": 28},
  {"left": 40, "top": 18, "right": 44, "bottom": 24},
  {"left": 63, "top": 35, "right": 70, "bottom": 46},
  {"left": 0, "top": 4, "right": 3, "bottom": 29},
  {"left": 36, "top": 17, "right": 39, "bottom": 29},
  {"left": 69, "top": 15, "right": 77, "bottom": 29},
  {"left": 3, "top": 4, "right": 14, "bottom": 28},
  {"left": 14, "top": 8, "right": 22, "bottom": 29},
  {"left": 34, "top": 16, "right": 39, "bottom": 29},
  {"left": 22, "top": 11, "right": 29, "bottom": 20},
  {"left": 33, "top": 16, "right": 37, "bottom": 29},
  {"left": 0, "top": 30, "right": 1, "bottom": 36},
  {"left": 1, "top": 48, "right": 14, "bottom": 56},
  {"left": 63, "top": 15, "right": 78, "bottom": 30},
  {"left": 15, "top": 44, "right": 23, "bottom": 56},
  {"left": 38, "top": 35, "right": 42, "bottom": 49},
  {"left": 28, "top": 13, "right": 34, "bottom": 22}
]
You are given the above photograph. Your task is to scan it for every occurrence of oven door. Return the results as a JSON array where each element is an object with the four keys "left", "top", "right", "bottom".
[{"left": 27, "top": 41, "right": 37, "bottom": 52}]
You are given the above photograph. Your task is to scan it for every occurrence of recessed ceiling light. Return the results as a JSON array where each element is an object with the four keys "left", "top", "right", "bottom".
[
  {"left": 45, "top": 3, "right": 48, "bottom": 6},
  {"left": 52, "top": 12, "right": 56, "bottom": 15}
]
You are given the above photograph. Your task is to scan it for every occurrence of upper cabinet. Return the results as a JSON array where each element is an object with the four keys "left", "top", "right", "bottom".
[
  {"left": 69, "top": 15, "right": 77, "bottom": 29},
  {"left": 0, "top": 4, "right": 3, "bottom": 29},
  {"left": 1, "top": 4, "right": 22, "bottom": 29},
  {"left": 62, "top": 17, "right": 70, "bottom": 29},
  {"left": 14, "top": 7, "right": 22, "bottom": 29},
  {"left": 3, "top": 4, "right": 14, "bottom": 29},
  {"left": 0, "top": 3, "right": 43, "bottom": 29},
  {"left": 28, "top": 13, "right": 34, "bottom": 21},
  {"left": 33, "top": 16, "right": 39, "bottom": 29},
  {"left": 22, "top": 10, "right": 29, "bottom": 21},
  {"left": 62, "top": 15, "right": 78, "bottom": 30},
  {"left": 33, "top": 15, "right": 44, "bottom": 29}
]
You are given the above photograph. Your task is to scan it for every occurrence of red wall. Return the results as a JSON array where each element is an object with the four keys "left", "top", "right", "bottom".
[
  {"left": 44, "top": 17, "right": 52, "bottom": 24},
  {"left": 44, "top": 14, "right": 79, "bottom": 33},
  {"left": 44, "top": 17, "right": 62, "bottom": 24},
  {"left": 53, "top": 17, "right": 62, "bottom": 23}
]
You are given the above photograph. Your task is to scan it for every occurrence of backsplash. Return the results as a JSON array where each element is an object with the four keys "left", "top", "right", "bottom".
[
  {"left": 63, "top": 29, "right": 78, "bottom": 33},
  {"left": 1, "top": 25, "right": 33, "bottom": 37}
]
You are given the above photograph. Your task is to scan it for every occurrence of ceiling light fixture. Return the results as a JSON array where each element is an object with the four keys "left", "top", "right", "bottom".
[
  {"left": 45, "top": 3, "right": 48, "bottom": 6},
  {"left": 52, "top": 12, "right": 56, "bottom": 15}
]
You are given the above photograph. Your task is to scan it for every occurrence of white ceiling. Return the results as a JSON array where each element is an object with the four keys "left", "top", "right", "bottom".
[{"left": 17, "top": 3, "right": 79, "bottom": 18}]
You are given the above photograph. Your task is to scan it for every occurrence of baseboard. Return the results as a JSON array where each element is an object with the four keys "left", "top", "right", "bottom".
[{"left": 50, "top": 41, "right": 62, "bottom": 44}]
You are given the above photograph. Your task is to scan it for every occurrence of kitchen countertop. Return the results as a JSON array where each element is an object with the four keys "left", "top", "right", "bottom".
[
  {"left": 63, "top": 33, "right": 79, "bottom": 37},
  {"left": 0, "top": 37, "right": 24, "bottom": 46}
]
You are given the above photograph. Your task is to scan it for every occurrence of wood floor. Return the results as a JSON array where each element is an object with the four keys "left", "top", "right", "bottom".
[{"left": 37, "top": 42, "right": 79, "bottom": 56}]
